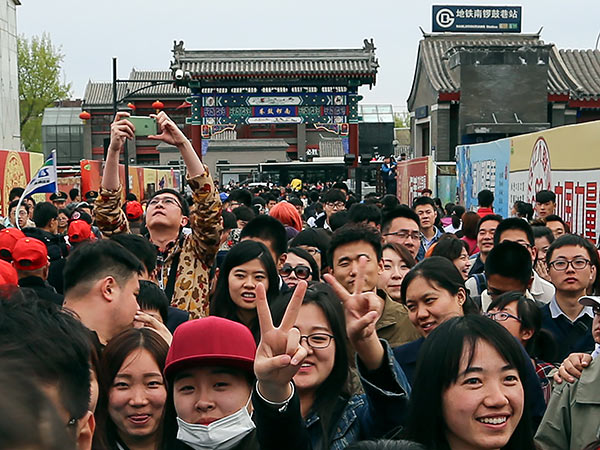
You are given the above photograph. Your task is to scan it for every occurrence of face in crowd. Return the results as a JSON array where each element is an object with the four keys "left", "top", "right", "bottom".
[
  {"left": 535, "top": 200, "right": 555, "bottom": 219},
  {"left": 546, "top": 219, "right": 566, "bottom": 239},
  {"left": 145, "top": 193, "right": 187, "bottom": 231},
  {"left": 280, "top": 252, "right": 313, "bottom": 289},
  {"left": 378, "top": 247, "right": 411, "bottom": 301},
  {"left": 477, "top": 220, "right": 500, "bottom": 256},
  {"left": 331, "top": 240, "right": 382, "bottom": 294},
  {"left": 383, "top": 217, "right": 420, "bottom": 258},
  {"left": 547, "top": 245, "right": 595, "bottom": 295},
  {"left": 414, "top": 203, "right": 437, "bottom": 233},
  {"left": 227, "top": 258, "right": 269, "bottom": 322}
]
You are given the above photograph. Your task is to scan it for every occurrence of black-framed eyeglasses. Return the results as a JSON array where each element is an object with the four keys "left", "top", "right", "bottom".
[
  {"left": 299, "top": 333, "right": 335, "bottom": 349},
  {"left": 325, "top": 202, "right": 345, "bottom": 210},
  {"left": 548, "top": 258, "right": 590, "bottom": 271},
  {"left": 280, "top": 264, "right": 311, "bottom": 280},
  {"left": 485, "top": 311, "right": 521, "bottom": 322},
  {"left": 148, "top": 196, "right": 182, "bottom": 209},
  {"left": 383, "top": 230, "right": 421, "bottom": 241},
  {"left": 301, "top": 247, "right": 321, "bottom": 256}
]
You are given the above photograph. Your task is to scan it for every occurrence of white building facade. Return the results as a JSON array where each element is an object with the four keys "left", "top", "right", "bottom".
[{"left": 0, "top": 0, "right": 20, "bottom": 150}]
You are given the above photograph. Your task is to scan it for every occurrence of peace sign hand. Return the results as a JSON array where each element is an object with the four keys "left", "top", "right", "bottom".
[
  {"left": 323, "top": 256, "right": 385, "bottom": 371},
  {"left": 254, "top": 281, "right": 308, "bottom": 403}
]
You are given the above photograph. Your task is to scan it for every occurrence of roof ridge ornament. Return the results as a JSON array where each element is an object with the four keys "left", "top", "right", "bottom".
[{"left": 363, "top": 38, "right": 376, "bottom": 53}]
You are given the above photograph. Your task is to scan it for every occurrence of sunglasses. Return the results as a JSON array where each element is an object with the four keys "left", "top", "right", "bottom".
[{"left": 279, "top": 264, "right": 311, "bottom": 280}]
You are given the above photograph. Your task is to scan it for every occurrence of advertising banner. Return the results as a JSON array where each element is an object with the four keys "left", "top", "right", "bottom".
[
  {"left": 509, "top": 121, "right": 600, "bottom": 242},
  {"left": 0, "top": 150, "right": 44, "bottom": 216},
  {"left": 396, "top": 156, "right": 434, "bottom": 206},
  {"left": 456, "top": 139, "right": 511, "bottom": 217}
]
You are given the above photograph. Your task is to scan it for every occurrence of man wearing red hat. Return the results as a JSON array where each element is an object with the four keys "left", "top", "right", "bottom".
[
  {"left": 95, "top": 111, "right": 222, "bottom": 319},
  {"left": 125, "top": 200, "right": 144, "bottom": 235},
  {"left": 165, "top": 316, "right": 258, "bottom": 449},
  {"left": 12, "top": 237, "right": 63, "bottom": 306}
]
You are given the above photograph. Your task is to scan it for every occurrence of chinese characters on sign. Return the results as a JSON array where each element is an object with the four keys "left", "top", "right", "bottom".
[
  {"left": 432, "top": 5, "right": 521, "bottom": 33},
  {"left": 555, "top": 181, "right": 598, "bottom": 242}
]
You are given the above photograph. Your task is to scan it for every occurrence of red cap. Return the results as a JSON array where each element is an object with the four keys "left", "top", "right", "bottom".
[
  {"left": 164, "top": 317, "right": 256, "bottom": 380},
  {"left": 12, "top": 237, "right": 48, "bottom": 271},
  {"left": 68, "top": 220, "right": 93, "bottom": 243},
  {"left": 126, "top": 201, "right": 144, "bottom": 220},
  {"left": 0, "top": 228, "right": 26, "bottom": 262},
  {"left": 0, "top": 259, "right": 18, "bottom": 285}
]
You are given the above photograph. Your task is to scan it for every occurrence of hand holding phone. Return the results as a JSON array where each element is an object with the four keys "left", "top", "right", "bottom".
[{"left": 127, "top": 116, "right": 158, "bottom": 136}]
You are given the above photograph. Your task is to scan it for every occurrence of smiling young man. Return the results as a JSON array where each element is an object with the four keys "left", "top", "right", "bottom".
[
  {"left": 540, "top": 234, "right": 597, "bottom": 363},
  {"left": 95, "top": 111, "right": 222, "bottom": 319},
  {"left": 413, "top": 196, "right": 442, "bottom": 261},
  {"left": 329, "top": 224, "right": 419, "bottom": 347}
]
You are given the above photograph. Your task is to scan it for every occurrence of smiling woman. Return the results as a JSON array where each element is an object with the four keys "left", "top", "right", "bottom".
[{"left": 402, "top": 315, "right": 535, "bottom": 450}]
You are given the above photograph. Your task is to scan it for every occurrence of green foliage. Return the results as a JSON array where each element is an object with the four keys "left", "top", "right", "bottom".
[
  {"left": 394, "top": 112, "right": 410, "bottom": 128},
  {"left": 18, "top": 33, "right": 71, "bottom": 152}
]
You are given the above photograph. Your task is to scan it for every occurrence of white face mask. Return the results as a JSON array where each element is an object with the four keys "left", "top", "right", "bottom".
[{"left": 176, "top": 397, "right": 255, "bottom": 450}]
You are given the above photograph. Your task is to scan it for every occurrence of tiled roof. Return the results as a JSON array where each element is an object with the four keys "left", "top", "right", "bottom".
[
  {"left": 558, "top": 49, "right": 600, "bottom": 100},
  {"left": 83, "top": 82, "right": 126, "bottom": 107},
  {"left": 170, "top": 40, "right": 378, "bottom": 81},
  {"left": 407, "top": 33, "right": 591, "bottom": 108}
]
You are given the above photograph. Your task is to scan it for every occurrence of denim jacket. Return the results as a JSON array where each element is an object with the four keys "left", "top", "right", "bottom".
[{"left": 252, "top": 340, "right": 410, "bottom": 450}]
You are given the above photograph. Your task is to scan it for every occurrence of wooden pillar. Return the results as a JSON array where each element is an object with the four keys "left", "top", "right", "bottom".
[
  {"left": 191, "top": 124, "right": 202, "bottom": 160},
  {"left": 349, "top": 123, "right": 359, "bottom": 167}
]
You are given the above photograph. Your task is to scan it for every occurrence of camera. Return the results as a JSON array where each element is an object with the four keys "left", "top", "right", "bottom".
[{"left": 175, "top": 69, "right": 184, "bottom": 80}]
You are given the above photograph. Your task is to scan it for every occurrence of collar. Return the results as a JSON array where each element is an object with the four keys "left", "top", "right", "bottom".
[
  {"left": 421, "top": 227, "right": 442, "bottom": 246},
  {"left": 549, "top": 295, "right": 594, "bottom": 322},
  {"left": 529, "top": 271, "right": 555, "bottom": 297}
]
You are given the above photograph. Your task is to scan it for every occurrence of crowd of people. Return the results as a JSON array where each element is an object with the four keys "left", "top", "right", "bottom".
[{"left": 2, "top": 111, "right": 599, "bottom": 450}]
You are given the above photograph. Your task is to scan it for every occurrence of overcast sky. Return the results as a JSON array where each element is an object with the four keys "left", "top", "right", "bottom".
[{"left": 17, "top": 0, "right": 600, "bottom": 110}]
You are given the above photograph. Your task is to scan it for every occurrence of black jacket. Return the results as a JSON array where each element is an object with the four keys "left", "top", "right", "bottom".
[{"left": 19, "top": 276, "right": 64, "bottom": 307}]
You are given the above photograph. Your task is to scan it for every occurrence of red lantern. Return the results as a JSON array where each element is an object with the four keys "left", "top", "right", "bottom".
[
  {"left": 127, "top": 102, "right": 136, "bottom": 110},
  {"left": 152, "top": 100, "right": 164, "bottom": 113},
  {"left": 79, "top": 111, "right": 91, "bottom": 122}
]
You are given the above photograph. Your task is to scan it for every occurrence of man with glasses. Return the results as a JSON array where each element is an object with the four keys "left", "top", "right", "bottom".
[
  {"left": 540, "top": 234, "right": 597, "bottom": 362},
  {"left": 313, "top": 189, "right": 346, "bottom": 231},
  {"left": 95, "top": 111, "right": 222, "bottom": 319},
  {"left": 381, "top": 206, "right": 421, "bottom": 259}
]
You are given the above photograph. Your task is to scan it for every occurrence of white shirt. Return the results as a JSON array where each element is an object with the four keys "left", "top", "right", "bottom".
[{"left": 549, "top": 295, "right": 594, "bottom": 323}]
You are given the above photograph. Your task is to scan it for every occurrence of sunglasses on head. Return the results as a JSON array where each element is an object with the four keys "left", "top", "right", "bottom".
[{"left": 279, "top": 264, "right": 311, "bottom": 280}]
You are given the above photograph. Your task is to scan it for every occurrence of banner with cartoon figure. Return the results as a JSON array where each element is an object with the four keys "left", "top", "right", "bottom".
[
  {"left": 456, "top": 139, "right": 511, "bottom": 217},
  {"left": 509, "top": 121, "right": 600, "bottom": 242}
]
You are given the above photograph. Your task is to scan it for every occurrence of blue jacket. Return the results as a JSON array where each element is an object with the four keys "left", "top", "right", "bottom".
[{"left": 252, "top": 340, "right": 410, "bottom": 450}]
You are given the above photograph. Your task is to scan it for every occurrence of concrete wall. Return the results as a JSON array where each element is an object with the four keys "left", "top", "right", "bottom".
[
  {"left": 0, "top": 0, "right": 20, "bottom": 150},
  {"left": 203, "top": 141, "right": 288, "bottom": 178}
]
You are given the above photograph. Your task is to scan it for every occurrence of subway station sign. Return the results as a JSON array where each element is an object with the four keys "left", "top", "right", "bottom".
[{"left": 432, "top": 5, "right": 522, "bottom": 33}]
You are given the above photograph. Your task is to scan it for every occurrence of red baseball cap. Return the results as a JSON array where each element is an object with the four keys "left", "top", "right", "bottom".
[
  {"left": 126, "top": 201, "right": 144, "bottom": 220},
  {"left": 164, "top": 316, "right": 256, "bottom": 381},
  {"left": 68, "top": 220, "right": 94, "bottom": 243},
  {"left": 0, "top": 228, "right": 26, "bottom": 262},
  {"left": 0, "top": 259, "right": 18, "bottom": 285},
  {"left": 12, "top": 237, "right": 48, "bottom": 271}
]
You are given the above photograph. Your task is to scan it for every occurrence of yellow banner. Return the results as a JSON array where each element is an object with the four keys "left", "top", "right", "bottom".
[{"left": 510, "top": 121, "right": 600, "bottom": 172}]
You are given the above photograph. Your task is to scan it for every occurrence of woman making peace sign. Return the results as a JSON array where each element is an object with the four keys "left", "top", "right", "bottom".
[{"left": 251, "top": 258, "right": 411, "bottom": 450}]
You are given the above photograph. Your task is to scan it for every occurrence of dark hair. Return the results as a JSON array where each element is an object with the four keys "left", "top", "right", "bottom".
[
  {"left": 32, "top": 201, "right": 58, "bottom": 228},
  {"left": 69, "top": 188, "right": 79, "bottom": 201},
  {"left": 412, "top": 196, "right": 436, "bottom": 210},
  {"left": 382, "top": 243, "right": 417, "bottom": 269},
  {"left": 430, "top": 234, "right": 469, "bottom": 261},
  {"left": 210, "top": 240, "right": 279, "bottom": 340},
  {"left": 8, "top": 187, "right": 24, "bottom": 202},
  {"left": 233, "top": 205, "right": 256, "bottom": 222},
  {"left": 0, "top": 360, "right": 77, "bottom": 449},
  {"left": 546, "top": 234, "right": 599, "bottom": 268},
  {"left": 240, "top": 215, "right": 288, "bottom": 258},
  {"left": 381, "top": 194, "right": 400, "bottom": 212},
  {"left": 329, "top": 210, "right": 350, "bottom": 232},
  {"left": 227, "top": 188, "right": 252, "bottom": 207},
  {"left": 328, "top": 224, "right": 383, "bottom": 267},
  {"left": 514, "top": 201, "right": 534, "bottom": 221},
  {"left": 58, "top": 207, "right": 71, "bottom": 219},
  {"left": 477, "top": 189, "right": 494, "bottom": 207},
  {"left": 487, "top": 292, "right": 556, "bottom": 362},
  {"left": 494, "top": 218, "right": 535, "bottom": 247},
  {"left": 346, "top": 440, "right": 427, "bottom": 450},
  {"left": 289, "top": 228, "right": 331, "bottom": 270},
  {"left": 476, "top": 213, "right": 503, "bottom": 234},
  {"left": 532, "top": 225, "right": 555, "bottom": 245},
  {"left": 63, "top": 240, "right": 144, "bottom": 294},
  {"left": 348, "top": 203, "right": 382, "bottom": 227},
  {"left": 148, "top": 189, "right": 190, "bottom": 217},
  {"left": 273, "top": 283, "right": 350, "bottom": 440},
  {"left": 137, "top": 280, "right": 169, "bottom": 324},
  {"left": 0, "top": 294, "right": 91, "bottom": 420},
  {"left": 8, "top": 198, "right": 29, "bottom": 214},
  {"left": 451, "top": 205, "right": 466, "bottom": 230},
  {"left": 381, "top": 206, "right": 420, "bottom": 234},
  {"left": 110, "top": 233, "right": 158, "bottom": 274},
  {"left": 404, "top": 315, "right": 534, "bottom": 450},
  {"left": 95, "top": 328, "right": 169, "bottom": 450},
  {"left": 444, "top": 203, "right": 455, "bottom": 216},
  {"left": 287, "top": 247, "right": 320, "bottom": 280},
  {"left": 222, "top": 210, "right": 237, "bottom": 230},
  {"left": 125, "top": 192, "right": 138, "bottom": 202},
  {"left": 535, "top": 190, "right": 556, "bottom": 204},
  {"left": 332, "top": 181, "right": 349, "bottom": 192},
  {"left": 400, "top": 256, "right": 479, "bottom": 315},
  {"left": 544, "top": 214, "right": 569, "bottom": 233},
  {"left": 485, "top": 241, "right": 533, "bottom": 287},
  {"left": 322, "top": 188, "right": 346, "bottom": 204}
]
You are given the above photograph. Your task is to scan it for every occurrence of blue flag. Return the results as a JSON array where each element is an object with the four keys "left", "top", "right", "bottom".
[{"left": 22, "top": 150, "right": 58, "bottom": 197}]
